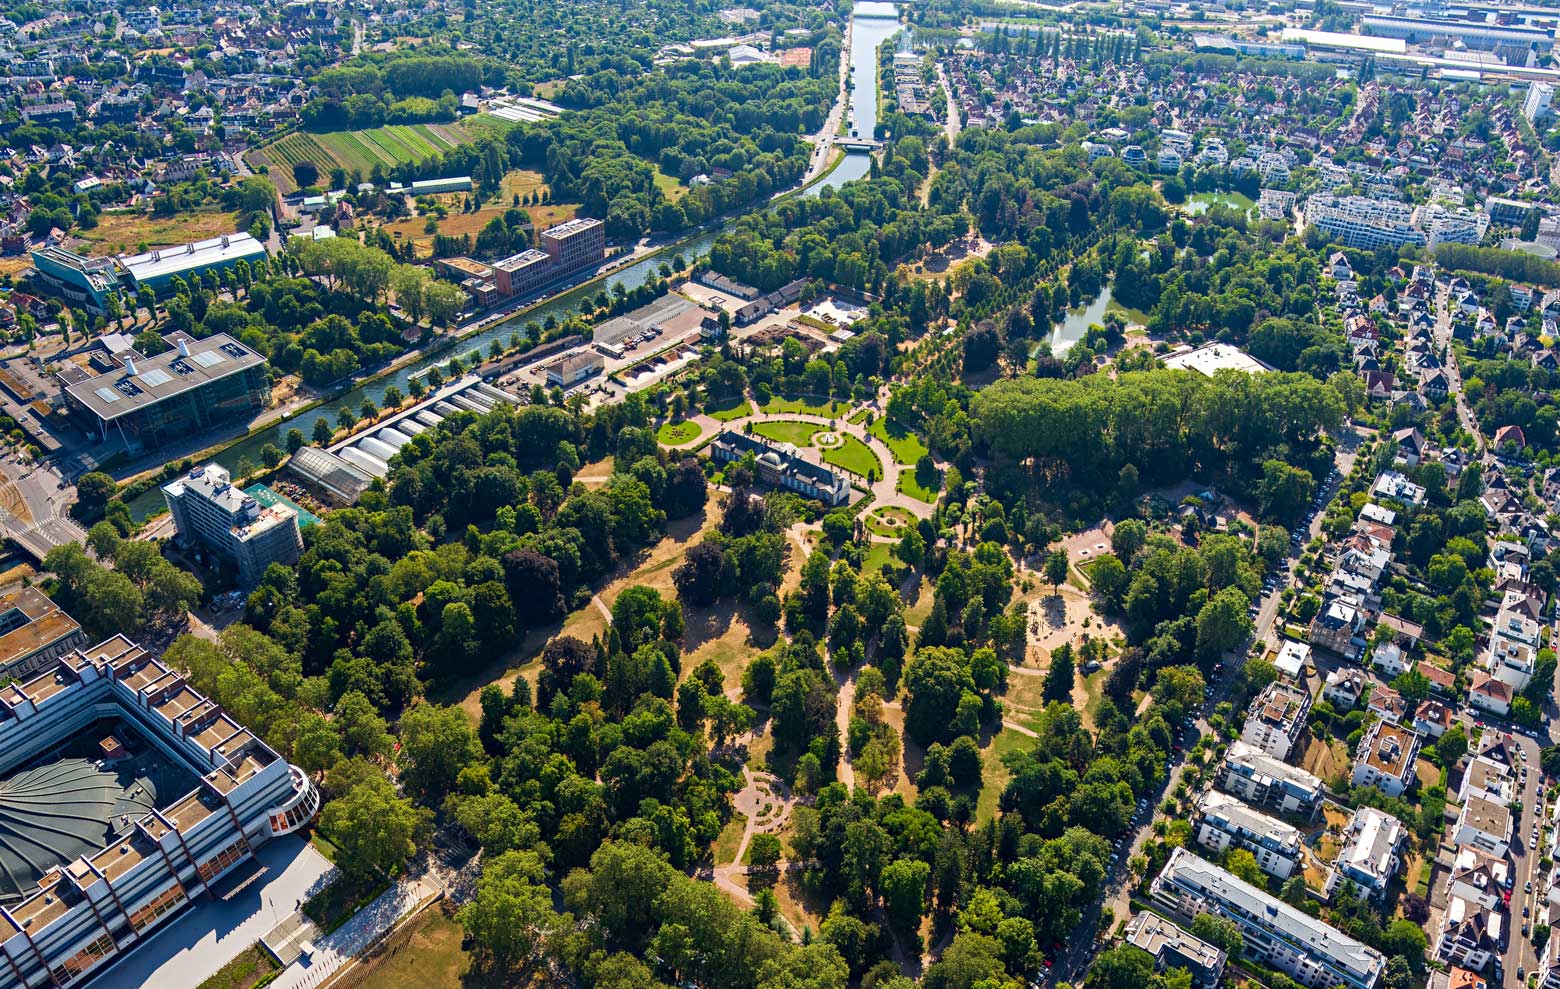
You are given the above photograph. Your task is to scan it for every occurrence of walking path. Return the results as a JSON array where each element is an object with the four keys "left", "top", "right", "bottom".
[{"left": 268, "top": 875, "right": 442, "bottom": 989}]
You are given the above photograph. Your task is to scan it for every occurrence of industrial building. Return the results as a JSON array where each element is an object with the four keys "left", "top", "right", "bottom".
[
  {"left": 325, "top": 376, "right": 519, "bottom": 483},
  {"left": 61, "top": 334, "right": 271, "bottom": 450},
  {"left": 0, "top": 587, "right": 88, "bottom": 684},
  {"left": 162, "top": 464, "right": 303, "bottom": 586},
  {"left": 30, "top": 234, "right": 268, "bottom": 312},
  {"left": 0, "top": 632, "right": 317, "bottom": 989},
  {"left": 1361, "top": 14, "right": 1553, "bottom": 53},
  {"left": 1152, "top": 848, "right": 1385, "bottom": 989},
  {"left": 285, "top": 446, "right": 375, "bottom": 505}
]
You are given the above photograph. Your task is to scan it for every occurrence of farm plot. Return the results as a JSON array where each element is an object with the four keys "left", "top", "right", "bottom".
[{"left": 250, "top": 120, "right": 510, "bottom": 193}]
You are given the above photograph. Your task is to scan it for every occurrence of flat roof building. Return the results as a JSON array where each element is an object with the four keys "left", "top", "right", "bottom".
[
  {"left": 62, "top": 334, "right": 270, "bottom": 450},
  {"left": 1195, "top": 791, "right": 1303, "bottom": 879},
  {"left": 29, "top": 248, "right": 121, "bottom": 310},
  {"left": 163, "top": 464, "right": 303, "bottom": 586},
  {"left": 0, "top": 587, "right": 88, "bottom": 684},
  {"left": 1152, "top": 847, "right": 1385, "bottom": 989},
  {"left": 1351, "top": 721, "right": 1422, "bottom": 798},
  {"left": 1241, "top": 681, "right": 1312, "bottom": 761},
  {"left": 541, "top": 217, "right": 605, "bottom": 273},
  {"left": 1162, "top": 344, "right": 1270, "bottom": 377},
  {"left": 1123, "top": 912, "right": 1227, "bottom": 989},
  {"left": 119, "top": 233, "right": 267, "bottom": 295},
  {"left": 0, "top": 633, "right": 317, "bottom": 988},
  {"left": 1327, "top": 806, "right": 1406, "bottom": 902},
  {"left": 1221, "top": 740, "right": 1324, "bottom": 819},
  {"left": 1304, "top": 196, "right": 1426, "bottom": 251}
]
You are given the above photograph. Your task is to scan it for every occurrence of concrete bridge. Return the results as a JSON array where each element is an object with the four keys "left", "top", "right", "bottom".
[{"left": 835, "top": 137, "right": 885, "bottom": 150}]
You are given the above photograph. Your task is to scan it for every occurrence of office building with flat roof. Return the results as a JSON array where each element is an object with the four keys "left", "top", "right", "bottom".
[
  {"left": 541, "top": 217, "right": 605, "bottom": 272},
  {"left": 1152, "top": 847, "right": 1385, "bottom": 989},
  {"left": 1221, "top": 740, "right": 1324, "bottom": 819},
  {"left": 163, "top": 464, "right": 302, "bottom": 586},
  {"left": 1123, "top": 912, "right": 1227, "bottom": 989},
  {"left": 29, "top": 249, "right": 121, "bottom": 311},
  {"left": 119, "top": 234, "right": 266, "bottom": 296},
  {"left": 0, "top": 587, "right": 88, "bottom": 684},
  {"left": 62, "top": 334, "right": 270, "bottom": 450},
  {"left": 0, "top": 633, "right": 317, "bottom": 989},
  {"left": 1195, "top": 791, "right": 1303, "bottom": 879}
]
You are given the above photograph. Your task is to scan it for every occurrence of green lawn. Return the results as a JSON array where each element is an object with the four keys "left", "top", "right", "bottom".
[
  {"left": 822, "top": 434, "right": 881, "bottom": 479},
  {"left": 708, "top": 399, "right": 753, "bottom": 422},
  {"left": 977, "top": 729, "right": 1034, "bottom": 824},
  {"left": 897, "top": 467, "right": 940, "bottom": 504},
  {"left": 869, "top": 417, "right": 929, "bottom": 466},
  {"left": 865, "top": 506, "right": 916, "bottom": 537},
  {"left": 657, "top": 420, "right": 702, "bottom": 444},
  {"left": 752, "top": 420, "right": 822, "bottom": 446},
  {"left": 761, "top": 394, "right": 852, "bottom": 418},
  {"left": 861, "top": 541, "right": 895, "bottom": 573},
  {"left": 196, "top": 945, "right": 279, "bottom": 989}
]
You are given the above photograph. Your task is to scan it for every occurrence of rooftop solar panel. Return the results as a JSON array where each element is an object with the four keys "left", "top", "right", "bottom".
[
  {"left": 192, "top": 350, "right": 225, "bottom": 368},
  {"left": 138, "top": 369, "right": 173, "bottom": 387},
  {"left": 94, "top": 387, "right": 121, "bottom": 403}
]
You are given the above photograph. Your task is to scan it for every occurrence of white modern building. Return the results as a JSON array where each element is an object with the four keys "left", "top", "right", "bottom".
[
  {"left": 1195, "top": 791, "right": 1303, "bottom": 879},
  {"left": 1241, "top": 681, "right": 1312, "bottom": 761},
  {"left": 1221, "top": 741, "right": 1324, "bottom": 818},
  {"left": 1525, "top": 81, "right": 1555, "bottom": 124},
  {"left": 1325, "top": 807, "right": 1405, "bottom": 902},
  {"left": 1351, "top": 721, "right": 1422, "bottom": 798},
  {"left": 1303, "top": 195, "right": 1425, "bottom": 250},
  {"left": 1455, "top": 793, "right": 1513, "bottom": 858},
  {"left": 162, "top": 464, "right": 303, "bottom": 586},
  {"left": 1151, "top": 848, "right": 1385, "bottom": 989}
]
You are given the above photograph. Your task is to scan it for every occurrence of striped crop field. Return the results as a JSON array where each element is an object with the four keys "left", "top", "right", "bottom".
[{"left": 247, "top": 119, "right": 512, "bottom": 193}]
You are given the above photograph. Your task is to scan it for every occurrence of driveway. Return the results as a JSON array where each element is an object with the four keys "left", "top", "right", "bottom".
[{"left": 90, "top": 836, "right": 334, "bottom": 989}]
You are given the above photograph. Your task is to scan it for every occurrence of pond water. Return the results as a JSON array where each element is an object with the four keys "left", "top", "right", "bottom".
[
  {"left": 1182, "top": 191, "right": 1255, "bottom": 216},
  {"left": 1048, "top": 286, "right": 1115, "bottom": 354}
]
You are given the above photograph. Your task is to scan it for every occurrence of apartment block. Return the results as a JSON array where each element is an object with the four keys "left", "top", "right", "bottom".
[
  {"left": 1221, "top": 741, "right": 1324, "bottom": 819},
  {"left": 162, "top": 464, "right": 303, "bottom": 586},
  {"left": 1240, "top": 681, "right": 1312, "bottom": 761},
  {"left": 1325, "top": 807, "right": 1405, "bottom": 902},
  {"left": 1351, "top": 721, "right": 1422, "bottom": 798},
  {"left": 1151, "top": 848, "right": 1385, "bottom": 989},
  {"left": 1122, "top": 912, "right": 1227, "bottom": 989},
  {"left": 1455, "top": 794, "right": 1512, "bottom": 858},
  {"left": 1195, "top": 791, "right": 1302, "bottom": 880},
  {"left": 1303, "top": 195, "right": 1425, "bottom": 251}
]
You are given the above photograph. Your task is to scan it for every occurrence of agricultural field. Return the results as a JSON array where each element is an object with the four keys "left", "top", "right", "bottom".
[{"left": 249, "top": 119, "right": 512, "bottom": 193}]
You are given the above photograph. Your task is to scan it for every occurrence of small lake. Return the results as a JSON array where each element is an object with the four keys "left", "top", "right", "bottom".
[{"left": 1048, "top": 287, "right": 1115, "bottom": 354}]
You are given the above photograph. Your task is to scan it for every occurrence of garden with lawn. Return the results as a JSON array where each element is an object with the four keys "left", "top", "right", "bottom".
[
  {"left": 820, "top": 434, "right": 880, "bottom": 479},
  {"left": 751, "top": 420, "right": 823, "bottom": 446},
  {"left": 869, "top": 417, "right": 929, "bottom": 466},
  {"left": 760, "top": 394, "right": 852, "bottom": 418},
  {"left": 657, "top": 420, "right": 702, "bottom": 445},
  {"left": 708, "top": 399, "right": 753, "bottom": 422}
]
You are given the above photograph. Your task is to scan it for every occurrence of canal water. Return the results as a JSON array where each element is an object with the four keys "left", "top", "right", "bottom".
[{"left": 127, "top": 4, "right": 899, "bottom": 519}]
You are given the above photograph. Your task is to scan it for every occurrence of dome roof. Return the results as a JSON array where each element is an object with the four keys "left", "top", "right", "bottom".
[{"left": 0, "top": 758, "right": 158, "bottom": 902}]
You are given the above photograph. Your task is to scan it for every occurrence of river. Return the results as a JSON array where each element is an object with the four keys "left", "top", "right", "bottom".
[{"left": 127, "top": 4, "right": 899, "bottom": 519}]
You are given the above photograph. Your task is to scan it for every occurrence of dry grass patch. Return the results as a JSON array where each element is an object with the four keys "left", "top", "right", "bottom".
[{"left": 77, "top": 210, "right": 242, "bottom": 255}]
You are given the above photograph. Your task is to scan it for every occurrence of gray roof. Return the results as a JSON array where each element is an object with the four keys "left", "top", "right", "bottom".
[
  {"left": 1156, "top": 848, "right": 1385, "bottom": 986},
  {"left": 65, "top": 333, "right": 264, "bottom": 421}
]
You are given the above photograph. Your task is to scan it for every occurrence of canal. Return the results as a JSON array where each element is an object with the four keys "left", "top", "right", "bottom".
[{"left": 127, "top": 3, "right": 902, "bottom": 519}]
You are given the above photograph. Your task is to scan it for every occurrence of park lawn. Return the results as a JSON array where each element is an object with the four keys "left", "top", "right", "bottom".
[
  {"left": 752, "top": 420, "right": 821, "bottom": 446},
  {"left": 332, "top": 906, "right": 492, "bottom": 989},
  {"left": 653, "top": 167, "right": 688, "bottom": 202},
  {"left": 821, "top": 434, "right": 880, "bottom": 478},
  {"left": 860, "top": 541, "right": 895, "bottom": 573},
  {"left": 869, "top": 417, "right": 928, "bottom": 466},
  {"left": 761, "top": 394, "right": 851, "bottom": 418},
  {"left": 708, "top": 399, "right": 753, "bottom": 422},
  {"left": 864, "top": 506, "right": 915, "bottom": 537},
  {"left": 658, "top": 420, "right": 702, "bottom": 444},
  {"left": 195, "top": 944, "right": 278, "bottom": 989},
  {"left": 976, "top": 728, "right": 1032, "bottom": 824},
  {"left": 897, "top": 468, "right": 939, "bottom": 504},
  {"left": 713, "top": 813, "right": 749, "bottom": 866},
  {"left": 77, "top": 210, "right": 242, "bottom": 256}
]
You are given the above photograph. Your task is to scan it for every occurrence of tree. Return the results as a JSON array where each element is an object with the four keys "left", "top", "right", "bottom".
[
  {"left": 749, "top": 833, "right": 782, "bottom": 873},
  {"left": 458, "top": 850, "right": 560, "bottom": 973},
  {"left": 317, "top": 775, "right": 427, "bottom": 882},
  {"left": 74, "top": 471, "right": 115, "bottom": 520},
  {"left": 880, "top": 858, "right": 929, "bottom": 932},
  {"left": 1195, "top": 586, "right": 1253, "bottom": 660},
  {"left": 292, "top": 159, "right": 320, "bottom": 189},
  {"left": 1380, "top": 919, "right": 1427, "bottom": 971},
  {"left": 1224, "top": 849, "right": 1265, "bottom": 886},
  {"left": 1083, "top": 944, "right": 1157, "bottom": 989},
  {"left": 397, "top": 703, "right": 482, "bottom": 805},
  {"left": 1189, "top": 913, "right": 1243, "bottom": 956},
  {"left": 903, "top": 647, "right": 978, "bottom": 746},
  {"left": 1044, "top": 548, "right": 1069, "bottom": 591},
  {"left": 1042, "top": 643, "right": 1075, "bottom": 704},
  {"left": 313, "top": 417, "right": 334, "bottom": 444}
]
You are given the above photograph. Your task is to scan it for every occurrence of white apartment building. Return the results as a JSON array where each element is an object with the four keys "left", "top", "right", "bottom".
[
  {"left": 1325, "top": 807, "right": 1405, "bottom": 902},
  {"left": 1448, "top": 847, "right": 1509, "bottom": 912},
  {"left": 1221, "top": 741, "right": 1324, "bottom": 818},
  {"left": 1413, "top": 203, "right": 1491, "bottom": 249},
  {"left": 1351, "top": 721, "right": 1422, "bottom": 798},
  {"left": 1195, "top": 791, "right": 1303, "bottom": 880},
  {"left": 1151, "top": 848, "right": 1385, "bottom": 989},
  {"left": 1241, "top": 681, "right": 1312, "bottom": 761},
  {"left": 1455, "top": 793, "right": 1513, "bottom": 858},
  {"left": 1526, "top": 81, "right": 1554, "bottom": 123},
  {"left": 1303, "top": 195, "right": 1425, "bottom": 250},
  {"left": 1437, "top": 895, "right": 1502, "bottom": 971},
  {"left": 162, "top": 464, "right": 303, "bottom": 586}
]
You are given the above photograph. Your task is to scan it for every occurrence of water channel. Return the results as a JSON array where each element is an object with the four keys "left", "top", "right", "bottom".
[{"left": 128, "top": 2, "right": 900, "bottom": 518}]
